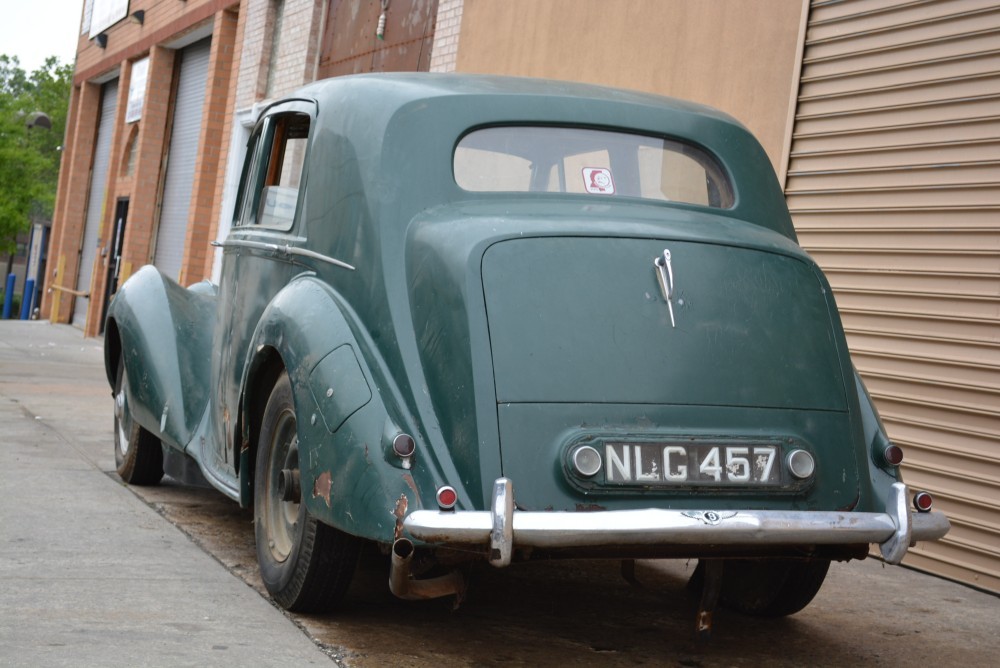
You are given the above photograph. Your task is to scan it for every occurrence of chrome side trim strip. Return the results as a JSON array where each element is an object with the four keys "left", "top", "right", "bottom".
[{"left": 213, "top": 239, "right": 355, "bottom": 271}]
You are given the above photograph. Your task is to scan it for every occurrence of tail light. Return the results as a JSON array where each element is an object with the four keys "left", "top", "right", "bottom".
[
  {"left": 882, "top": 444, "right": 904, "bottom": 467},
  {"left": 913, "top": 491, "right": 933, "bottom": 513},
  {"left": 392, "top": 433, "right": 415, "bottom": 457},
  {"left": 436, "top": 486, "right": 458, "bottom": 510}
]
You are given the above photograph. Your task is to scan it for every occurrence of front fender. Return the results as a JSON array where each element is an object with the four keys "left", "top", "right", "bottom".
[
  {"left": 239, "top": 275, "right": 432, "bottom": 544},
  {"left": 104, "top": 265, "right": 216, "bottom": 450}
]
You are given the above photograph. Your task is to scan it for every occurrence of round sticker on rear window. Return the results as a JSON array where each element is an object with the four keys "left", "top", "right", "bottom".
[{"left": 582, "top": 167, "right": 615, "bottom": 195}]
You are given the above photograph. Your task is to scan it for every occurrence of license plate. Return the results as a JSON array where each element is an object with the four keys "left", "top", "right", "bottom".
[{"left": 604, "top": 442, "right": 782, "bottom": 486}]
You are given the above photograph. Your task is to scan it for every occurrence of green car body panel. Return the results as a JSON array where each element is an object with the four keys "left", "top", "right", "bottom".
[{"left": 104, "top": 73, "right": 943, "bottom": 563}]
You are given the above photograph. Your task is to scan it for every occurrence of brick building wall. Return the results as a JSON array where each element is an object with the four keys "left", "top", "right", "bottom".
[
  {"left": 48, "top": 0, "right": 463, "bottom": 332},
  {"left": 46, "top": 81, "right": 101, "bottom": 327},
  {"left": 45, "top": 0, "right": 243, "bottom": 335},
  {"left": 181, "top": 8, "right": 242, "bottom": 285}
]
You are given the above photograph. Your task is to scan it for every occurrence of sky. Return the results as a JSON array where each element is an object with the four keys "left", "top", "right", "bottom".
[{"left": 0, "top": 1, "right": 82, "bottom": 73}]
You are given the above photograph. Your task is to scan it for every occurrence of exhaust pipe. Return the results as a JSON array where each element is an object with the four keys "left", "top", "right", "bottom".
[{"left": 389, "top": 538, "right": 466, "bottom": 605}]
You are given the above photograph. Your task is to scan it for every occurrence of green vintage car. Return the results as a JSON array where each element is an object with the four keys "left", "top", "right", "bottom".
[{"left": 104, "top": 73, "right": 948, "bottom": 626}]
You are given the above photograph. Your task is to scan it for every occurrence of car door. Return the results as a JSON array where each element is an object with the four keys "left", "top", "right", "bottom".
[{"left": 207, "top": 102, "right": 316, "bottom": 484}]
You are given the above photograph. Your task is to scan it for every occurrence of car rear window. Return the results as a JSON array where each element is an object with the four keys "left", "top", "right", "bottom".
[{"left": 454, "top": 126, "right": 734, "bottom": 208}]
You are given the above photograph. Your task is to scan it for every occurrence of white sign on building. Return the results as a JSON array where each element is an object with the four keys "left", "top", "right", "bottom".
[
  {"left": 126, "top": 57, "right": 149, "bottom": 123},
  {"left": 89, "top": 0, "right": 129, "bottom": 39}
]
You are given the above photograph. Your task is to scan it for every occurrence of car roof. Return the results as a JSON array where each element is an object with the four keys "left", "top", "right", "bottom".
[
  {"left": 291, "top": 73, "right": 796, "bottom": 241},
  {"left": 297, "top": 72, "right": 744, "bottom": 131}
]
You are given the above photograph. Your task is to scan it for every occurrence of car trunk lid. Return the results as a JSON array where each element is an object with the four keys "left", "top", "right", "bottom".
[
  {"left": 482, "top": 236, "right": 847, "bottom": 410},
  {"left": 482, "top": 235, "right": 860, "bottom": 510}
]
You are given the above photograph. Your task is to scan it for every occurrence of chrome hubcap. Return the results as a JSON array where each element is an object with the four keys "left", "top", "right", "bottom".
[
  {"left": 265, "top": 410, "right": 300, "bottom": 563},
  {"left": 115, "top": 376, "right": 130, "bottom": 455}
]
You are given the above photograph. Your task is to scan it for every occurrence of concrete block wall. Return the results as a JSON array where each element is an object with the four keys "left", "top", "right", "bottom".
[
  {"left": 429, "top": 0, "right": 463, "bottom": 73},
  {"left": 235, "top": 0, "right": 325, "bottom": 110}
]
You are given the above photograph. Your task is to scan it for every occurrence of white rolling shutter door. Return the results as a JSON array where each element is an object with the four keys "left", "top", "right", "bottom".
[
  {"left": 786, "top": 0, "right": 1000, "bottom": 592},
  {"left": 74, "top": 79, "right": 118, "bottom": 326},
  {"left": 153, "top": 39, "right": 211, "bottom": 280}
]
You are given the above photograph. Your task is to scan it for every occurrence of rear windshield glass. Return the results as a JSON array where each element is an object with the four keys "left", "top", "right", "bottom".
[{"left": 454, "top": 126, "right": 734, "bottom": 208}]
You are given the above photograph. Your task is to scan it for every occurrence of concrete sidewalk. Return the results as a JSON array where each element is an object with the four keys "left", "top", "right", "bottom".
[{"left": 0, "top": 321, "right": 333, "bottom": 667}]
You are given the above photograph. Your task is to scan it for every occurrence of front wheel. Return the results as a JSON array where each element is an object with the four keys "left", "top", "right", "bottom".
[
  {"left": 254, "top": 372, "right": 360, "bottom": 612},
  {"left": 708, "top": 558, "right": 830, "bottom": 618},
  {"left": 113, "top": 354, "right": 163, "bottom": 485}
]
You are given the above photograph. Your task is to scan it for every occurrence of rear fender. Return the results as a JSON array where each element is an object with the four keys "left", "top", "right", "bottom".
[
  {"left": 238, "top": 276, "right": 429, "bottom": 544},
  {"left": 103, "top": 265, "right": 216, "bottom": 450},
  {"left": 855, "top": 370, "right": 903, "bottom": 511}
]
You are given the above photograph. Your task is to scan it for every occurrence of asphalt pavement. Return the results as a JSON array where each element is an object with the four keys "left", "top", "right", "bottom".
[{"left": 0, "top": 321, "right": 333, "bottom": 667}]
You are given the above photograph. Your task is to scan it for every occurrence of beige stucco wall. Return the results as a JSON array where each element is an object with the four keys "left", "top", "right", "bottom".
[{"left": 454, "top": 0, "right": 806, "bottom": 171}]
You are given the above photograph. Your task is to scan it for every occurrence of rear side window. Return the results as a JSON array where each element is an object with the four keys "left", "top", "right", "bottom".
[
  {"left": 454, "top": 126, "right": 734, "bottom": 208},
  {"left": 234, "top": 112, "right": 311, "bottom": 228}
]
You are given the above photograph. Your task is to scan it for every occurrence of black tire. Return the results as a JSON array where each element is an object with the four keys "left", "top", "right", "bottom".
[
  {"left": 254, "top": 373, "right": 360, "bottom": 612},
  {"left": 113, "top": 354, "right": 164, "bottom": 485},
  {"left": 714, "top": 558, "right": 830, "bottom": 618}
]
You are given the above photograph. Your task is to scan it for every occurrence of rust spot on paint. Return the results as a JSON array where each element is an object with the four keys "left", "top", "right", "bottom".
[
  {"left": 576, "top": 503, "right": 606, "bottom": 512},
  {"left": 401, "top": 472, "right": 419, "bottom": 497},
  {"left": 313, "top": 471, "right": 333, "bottom": 507},
  {"left": 393, "top": 494, "right": 409, "bottom": 541},
  {"left": 837, "top": 492, "right": 861, "bottom": 512}
]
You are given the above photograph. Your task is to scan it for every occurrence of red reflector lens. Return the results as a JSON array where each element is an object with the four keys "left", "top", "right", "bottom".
[
  {"left": 883, "top": 444, "right": 904, "bottom": 466},
  {"left": 392, "top": 433, "right": 415, "bottom": 458},
  {"left": 436, "top": 486, "right": 458, "bottom": 509},
  {"left": 913, "top": 491, "right": 933, "bottom": 513}
]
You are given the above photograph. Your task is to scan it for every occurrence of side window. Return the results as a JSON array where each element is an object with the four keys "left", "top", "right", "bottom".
[{"left": 233, "top": 112, "right": 311, "bottom": 228}]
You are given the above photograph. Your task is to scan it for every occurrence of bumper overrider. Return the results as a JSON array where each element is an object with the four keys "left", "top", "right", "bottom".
[{"left": 402, "top": 479, "right": 950, "bottom": 568}]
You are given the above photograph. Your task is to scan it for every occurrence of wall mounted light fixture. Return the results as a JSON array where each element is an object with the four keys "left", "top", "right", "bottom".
[
  {"left": 95, "top": 33, "right": 108, "bottom": 48},
  {"left": 131, "top": 10, "right": 145, "bottom": 25}
]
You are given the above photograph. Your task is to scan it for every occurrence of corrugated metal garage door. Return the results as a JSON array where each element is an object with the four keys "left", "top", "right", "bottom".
[
  {"left": 785, "top": 0, "right": 1000, "bottom": 592},
  {"left": 74, "top": 79, "right": 118, "bottom": 326},
  {"left": 153, "top": 39, "right": 211, "bottom": 280}
]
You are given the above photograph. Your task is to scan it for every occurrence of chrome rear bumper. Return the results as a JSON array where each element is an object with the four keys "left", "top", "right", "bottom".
[{"left": 402, "top": 479, "right": 950, "bottom": 567}]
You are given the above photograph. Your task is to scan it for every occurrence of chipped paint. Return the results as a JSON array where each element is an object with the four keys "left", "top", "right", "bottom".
[
  {"left": 575, "top": 503, "right": 606, "bottom": 512},
  {"left": 401, "top": 472, "right": 419, "bottom": 497},
  {"left": 393, "top": 494, "right": 409, "bottom": 541},
  {"left": 313, "top": 470, "right": 333, "bottom": 506}
]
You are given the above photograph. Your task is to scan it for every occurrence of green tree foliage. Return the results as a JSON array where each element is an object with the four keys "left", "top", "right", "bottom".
[{"left": 0, "top": 55, "right": 72, "bottom": 256}]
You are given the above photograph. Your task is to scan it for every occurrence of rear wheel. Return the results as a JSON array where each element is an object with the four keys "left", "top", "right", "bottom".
[
  {"left": 254, "top": 372, "right": 360, "bottom": 612},
  {"left": 113, "top": 355, "right": 163, "bottom": 485},
  {"left": 715, "top": 558, "right": 830, "bottom": 617}
]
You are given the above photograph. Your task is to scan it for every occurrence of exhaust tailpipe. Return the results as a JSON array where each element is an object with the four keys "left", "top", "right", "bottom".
[{"left": 389, "top": 538, "right": 466, "bottom": 605}]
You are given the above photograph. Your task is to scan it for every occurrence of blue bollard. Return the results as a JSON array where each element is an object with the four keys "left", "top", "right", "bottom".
[
  {"left": 2, "top": 274, "right": 15, "bottom": 319},
  {"left": 20, "top": 279, "right": 35, "bottom": 320}
]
